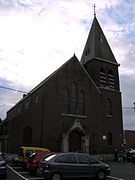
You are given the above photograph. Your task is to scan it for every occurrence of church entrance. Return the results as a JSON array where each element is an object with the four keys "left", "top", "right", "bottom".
[{"left": 68, "top": 130, "right": 82, "bottom": 152}]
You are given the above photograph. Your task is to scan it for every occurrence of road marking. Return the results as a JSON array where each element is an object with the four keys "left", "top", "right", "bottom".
[
  {"left": 7, "top": 165, "right": 44, "bottom": 180},
  {"left": 7, "top": 165, "right": 28, "bottom": 180},
  {"left": 11, "top": 166, "right": 22, "bottom": 169},
  {"left": 108, "top": 175, "right": 124, "bottom": 180},
  {"left": 18, "top": 171, "right": 29, "bottom": 174},
  {"left": 28, "top": 178, "right": 44, "bottom": 180}
]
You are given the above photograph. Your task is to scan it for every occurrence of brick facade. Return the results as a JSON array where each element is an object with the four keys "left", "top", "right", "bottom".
[{"left": 0, "top": 16, "right": 123, "bottom": 154}]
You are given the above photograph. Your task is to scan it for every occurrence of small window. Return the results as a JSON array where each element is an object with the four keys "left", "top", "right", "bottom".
[
  {"left": 100, "top": 68, "right": 106, "bottom": 87},
  {"left": 108, "top": 132, "right": 112, "bottom": 146},
  {"left": 108, "top": 70, "right": 114, "bottom": 89},
  {"left": 25, "top": 101, "right": 29, "bottom": 109},
  {"left": 106, "top": 98, "right": 112, "bottom": 116},
  {"left": 78, "top": 90, "right": 85, "bottom": 116},
  {"left": 35, "top": 94, "right": 39, "bottom": 103},
  {"left": 17, "top": 104, "right": 21, "bottom": 113},
  {"left": 70, "top": 82, "right": 77, "bottom": 115},
  {"left": 85, "top": 48, "right": 90, "bottom": 56},
  {"left": 63, "top": 154, "right": 77, "bottom": 164},
  {"left": 100, "top": 34, "right": 104, "bottom": 43},
  {"left": 63, "top": 87, "right": 70, "bottom": 114}
]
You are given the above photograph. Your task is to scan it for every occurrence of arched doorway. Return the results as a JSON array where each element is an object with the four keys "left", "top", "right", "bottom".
[
  {"left": 68, "top": 130, "right": 82, "bottom": 152},
  {"left": 61, "top": 119, "right": 89, "bottom": 153}
]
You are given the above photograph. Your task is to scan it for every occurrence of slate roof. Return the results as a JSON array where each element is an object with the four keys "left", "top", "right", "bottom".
[{"left": 81, "top": 17, "right": 118, "bottom": 65}]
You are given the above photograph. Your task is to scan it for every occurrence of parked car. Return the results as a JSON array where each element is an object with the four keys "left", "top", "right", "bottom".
[
  {"left": 37, "top": 152, "right": 111, "bottom": 180},
  {"left": 126, "top": 149, "right": 135, "bottom": 163},
  {"left": 27, "top": 151, "right": 54, "bottom": 174},
  {"left": 18, "top": 146, "right": 50, "bottom": 168},
  {"left": 0, "top": 152, "right": 7, "bottom": 178}
]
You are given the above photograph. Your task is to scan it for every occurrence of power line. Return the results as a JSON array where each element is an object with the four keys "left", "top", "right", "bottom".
[
  {"left": 0, "top": 85, "right": 27, "bottom": 94},
  {"left": 0, "top": 85, "right": 134, "bottom": 110}
]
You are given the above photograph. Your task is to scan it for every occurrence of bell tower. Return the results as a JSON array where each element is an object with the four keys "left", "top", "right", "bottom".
[
  {"left": 80, "top": 15, "right": 120, "bottom": 91},
  {"left": 80, "top": 11, "right": 123, "bottom": 152}
]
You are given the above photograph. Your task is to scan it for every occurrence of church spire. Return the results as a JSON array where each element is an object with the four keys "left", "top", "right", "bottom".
[{"left": 80, "top": 14, "right": 118, "bottom": 65}]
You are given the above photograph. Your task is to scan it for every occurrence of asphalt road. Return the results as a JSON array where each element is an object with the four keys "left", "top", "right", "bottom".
[
  {"left": 107, "top": 161, "right": 135, "bottom": 180},
  {"left": 1, "top": 161, "right": 135, "bottom": 180}
]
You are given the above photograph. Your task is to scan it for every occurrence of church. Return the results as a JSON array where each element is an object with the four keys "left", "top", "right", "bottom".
[{"left": 0, "top": 14, "right": 123, "bottom": 154}]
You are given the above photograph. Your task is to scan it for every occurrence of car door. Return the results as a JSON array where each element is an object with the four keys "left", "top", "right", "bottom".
[
  {"left": 76, "top": 154, "right": 98, "bottom": 178},
  {"left": 61, "top": 154, "right": 80, "bottom": 178}
]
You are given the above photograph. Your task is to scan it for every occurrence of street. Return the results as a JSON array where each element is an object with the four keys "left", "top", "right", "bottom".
[
  {"left": 1, "top": 161, "right": 135, "bottom": 180},
  {"left": 107, "top": 161, "right": 135, "bottom": 180}
]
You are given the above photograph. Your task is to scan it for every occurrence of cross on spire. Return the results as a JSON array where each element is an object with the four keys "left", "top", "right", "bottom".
[{"left": 93, "top": 4, "right": 96, "bottom": 17}]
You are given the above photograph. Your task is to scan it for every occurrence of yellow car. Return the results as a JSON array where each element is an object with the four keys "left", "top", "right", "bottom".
[{"left": 18, "top": 146, "right": 50, "bottom": 168}]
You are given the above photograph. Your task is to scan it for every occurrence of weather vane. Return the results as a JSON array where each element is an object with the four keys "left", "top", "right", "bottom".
[{"left": 93, "top": 4, "right": 96, "bottom": 17}]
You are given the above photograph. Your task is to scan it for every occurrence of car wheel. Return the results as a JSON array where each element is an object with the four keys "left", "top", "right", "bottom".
[
  {"left": 96, "top": 170, "right": 106, "bottom": 180},
  {"left": 51, "top": 173, "right": 62, "bottom": 180}
]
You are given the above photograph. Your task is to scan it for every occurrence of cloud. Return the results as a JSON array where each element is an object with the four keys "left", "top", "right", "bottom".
[
  {"left": 0, "top": 0, "right": 135, "bottom": 130},
  {"left": 120, "top": 74, "right": 135, "bottom": 130},
  {"left": 0, "top": 77, "right": 28, "bottom": 119},
  {"left": 120, "top": 74, "right": 135, "bottom": 106},
  {"left": 123, "top": 109, "right": 135, "bottom": 130}
]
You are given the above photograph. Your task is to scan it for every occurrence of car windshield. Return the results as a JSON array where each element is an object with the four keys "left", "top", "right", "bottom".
[
  {"left": 44, "top": 154, "right": 56, "bottom": 161},
  {"left": 29, "top": 152, "right": 36, "bottom": 158},
  {"left": 40, "top": 154, "right": 50, "bottom": 159},
  {"left": 26, "top": 150, "right": 34, "bottom": 158}
]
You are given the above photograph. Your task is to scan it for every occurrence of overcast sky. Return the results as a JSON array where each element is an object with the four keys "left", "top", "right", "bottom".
[{"left": 0, "top": 0, "right": 135, "bottom": 130}]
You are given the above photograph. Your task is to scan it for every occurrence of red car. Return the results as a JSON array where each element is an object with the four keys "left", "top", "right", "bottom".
[{"left": 27, "top": 151, "right": 54, "bottom": 174}]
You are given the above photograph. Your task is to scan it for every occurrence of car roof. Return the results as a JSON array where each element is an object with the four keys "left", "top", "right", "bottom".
[{"left": 50, "top": 152, "right": 90, "bottom": 157}]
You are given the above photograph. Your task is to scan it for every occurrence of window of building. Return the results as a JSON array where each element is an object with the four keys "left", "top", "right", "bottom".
[
  {"left": 100, "top": 68, "right": 106, "bottom": 87},
  {"left": 23, "top": 126, "right": 32, "bottom": 144},
  {"left": 70, "top": 82, "right": 77, "bottom": 114},
  {"left": 25, "top": 101, "right": 29, "bottom": 109},
  {"left": 99, "top": 34, "right": 104, "bottom": 43},
  {"left": 85, "top": 48, "right": 90, "bottom": 56},
  {"left": 63, "top": 87, "right": 70, "bottom": 114},
  {"left": 108, "top": 70, "right": 114, "bottom": 89},
  {"left": 78, "top": 90, "right": 85, "bottom": 116},
  {"left": 108, "top": 132, "right": 112, "bottom": 146},
  {"left": 63, "top": 83, "right": 86, "bottom": 116},
  {"left": 35, "top": 94, "right": 39, "bottom": 103},
  {"left": 17, "top": 103, "right": 22, "bottom": 113},
  {"left": 106, "top": 98, "right": 112, "bottom": 116}
]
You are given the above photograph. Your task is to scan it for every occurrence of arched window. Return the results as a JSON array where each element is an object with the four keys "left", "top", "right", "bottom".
[
  {"left": 70, "top": 82, "right": 77, "bottom": 114},
  {"left": 78, "top": 90, "right": 85, "bottom": 116},
  {"left": 106, "top": 98, "right": 112, "bottom": 116},
  {"left": 108, "top": 70, "right": 114, "bottom": 89},
  {"left": 63, "top": 87, "right": 70, "bottom": 114},
  {"left": 23, "top": 126, "right": 32, "bottom": 144},
  {"left": 108, "top": 132, "right": 112, "bottom": 146},
  {"left": 100, "top": 68, "right": 106, "bottom": 87}
]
